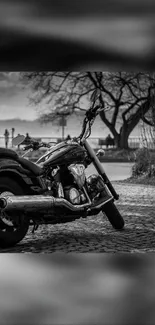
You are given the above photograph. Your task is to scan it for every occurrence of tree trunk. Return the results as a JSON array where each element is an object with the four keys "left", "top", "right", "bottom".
[
  {"left": 110, "top": 125, "right": 129, "bottom": 150},
  {"left": 114, "top": 133, "right": 129, "bottom": 149},
  {"left": 99, "top": 97, "right": 152, "bottom": 150},
  {"left": 99, "top": 109, "right": 130, "bottom": 150}
]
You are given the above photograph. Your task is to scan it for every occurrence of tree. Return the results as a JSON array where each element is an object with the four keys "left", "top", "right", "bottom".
[
  {"left": 140, "top": 73, "right": 155, "bottom": 148},
  {"left": 21, "top": 72, "right": 155, "bottom": 149}
]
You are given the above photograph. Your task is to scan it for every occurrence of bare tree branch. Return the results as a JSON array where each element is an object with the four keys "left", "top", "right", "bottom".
[{"left": 21, "top": 71, "right": 155, "bottom": 149}]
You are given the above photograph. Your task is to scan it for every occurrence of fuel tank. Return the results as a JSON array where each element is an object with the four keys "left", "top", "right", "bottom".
[{"left": 37, "top": 141, "right": 87, "bottom": 167}]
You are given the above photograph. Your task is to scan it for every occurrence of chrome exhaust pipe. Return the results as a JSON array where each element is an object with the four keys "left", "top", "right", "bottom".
[{"left": 0, "top": 195, "right": 91, "bottom": 214}]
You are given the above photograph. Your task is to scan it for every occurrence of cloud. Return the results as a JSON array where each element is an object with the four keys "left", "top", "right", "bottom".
[
  {"left": 0, "top": 72, "right": 25, "bottom": 98},
  {"left": 0, "top": 73, "right": 35, "bottom": 120}
]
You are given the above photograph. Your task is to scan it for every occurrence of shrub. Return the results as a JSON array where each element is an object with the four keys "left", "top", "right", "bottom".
[
  {"left": 147, "top": 164, "right": 155, "bottom": 177},
  {"left": 132, "top": 148, "right": 151, "bottom": 177},
  {"left": 112, "top": 149, "right": 136, "bottom": 161}
]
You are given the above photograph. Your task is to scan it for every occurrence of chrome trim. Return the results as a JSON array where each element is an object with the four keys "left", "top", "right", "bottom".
[
  {"left": 82, "top": 186, "right": 91, "bottom": 204},
  {"left": 93, "top": 197, "right": 113, "bottom": 209},
  {"left": 68, "top": 164, "right": 86, "bottom": 188},
  {"left": 87, "top": 197, "right": 113, "bottom": 213},
  {"left": 0, "top": 195, "right": 91, "bottom": 215}
]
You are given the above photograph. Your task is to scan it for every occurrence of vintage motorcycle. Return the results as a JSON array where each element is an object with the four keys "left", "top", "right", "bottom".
[{"left": 0, "top": 90, "right": 124, "bottom": 248}]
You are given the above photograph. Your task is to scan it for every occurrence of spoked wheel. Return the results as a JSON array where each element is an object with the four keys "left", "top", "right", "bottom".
[{"left": 0, "top": 177, "right": 29, "bottom": 248}]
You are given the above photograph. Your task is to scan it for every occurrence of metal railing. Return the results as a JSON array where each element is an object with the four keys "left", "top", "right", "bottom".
[{"left": 0, "top": 136, "right": 155, "bottom": 150}]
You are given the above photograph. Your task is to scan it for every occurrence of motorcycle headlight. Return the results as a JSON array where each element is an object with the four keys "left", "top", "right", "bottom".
[{"left": 87, "top": 174, "right": 105, "bottom": 193}]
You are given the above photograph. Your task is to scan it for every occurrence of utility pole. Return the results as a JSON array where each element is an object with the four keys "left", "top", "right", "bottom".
[
  {"left": 58, "top": 112, "right": 69, "bottom": 140},
  {"left": 60, "top": 115, "right": 66, "bottom": 140}
]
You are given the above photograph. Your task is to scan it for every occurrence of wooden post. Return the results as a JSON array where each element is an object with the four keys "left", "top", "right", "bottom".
[
  {"left": 59, "top": 115, "right": 67, "bottom": 140},
  {"left": 11, "top": 128, "right": 15, "bottom": 147}
]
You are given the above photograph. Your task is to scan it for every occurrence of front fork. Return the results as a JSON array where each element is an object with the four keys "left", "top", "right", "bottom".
[{"left": 83, "top": 140, "right": 119, "bottom": 200}]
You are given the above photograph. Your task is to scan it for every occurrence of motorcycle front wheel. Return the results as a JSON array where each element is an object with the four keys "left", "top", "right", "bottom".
[
  {"left": 102, "top": 201, "right": 124, "bottom": 230},
  {"left": 0, "top": 177, "right": 29, "bottom": 248}
]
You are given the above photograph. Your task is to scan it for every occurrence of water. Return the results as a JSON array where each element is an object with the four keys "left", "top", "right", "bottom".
[{"left": 86, "top": 162, "right": 134, "bottom": 181}]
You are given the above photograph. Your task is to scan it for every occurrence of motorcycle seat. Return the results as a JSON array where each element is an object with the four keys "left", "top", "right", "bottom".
[
  {"left": 0, "top": 148, "right": 19, "bottom": 160},
  {"left": 18, "top": 157, "right": 43, "bottom": 176},
  {"left": 0, "top": 148, "right": 43, "bottom": 176}
]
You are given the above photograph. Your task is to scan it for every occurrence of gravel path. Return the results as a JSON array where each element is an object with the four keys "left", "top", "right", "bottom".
[{"left": 1, "top": 182, "right": 155, "bottom": 253}]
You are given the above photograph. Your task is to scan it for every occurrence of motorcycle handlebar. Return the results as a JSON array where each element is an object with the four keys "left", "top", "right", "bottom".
[
  {"left": 23, "top": 141, "right": 51, "bottom": 151},
  {"left": 23, "top": 143, "right": 33, "bottom": 151},
  {"left": 79, "top": 105, "right": 101, "bottom": 140},
  {"left": 41, "top": 142, "right": 51, "bottom": 148},
  {"left": 86, "top": 105, "right": 100, "bottom": 120}
]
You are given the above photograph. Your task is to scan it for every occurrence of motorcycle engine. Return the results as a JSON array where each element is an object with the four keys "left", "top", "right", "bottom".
[
  {"left": 64, "top": 186, "right": 81, "bottom": 204},
  {"left": 68, "top": 164, "right": 85, "bottom": 188},
  {"left": 64, "top": 185, "right": 87, "bottom": 205}
]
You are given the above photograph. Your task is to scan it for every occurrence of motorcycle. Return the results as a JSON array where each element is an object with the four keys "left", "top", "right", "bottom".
[{"left": 0, "top": 90, "right": 124, "bottom": 248}]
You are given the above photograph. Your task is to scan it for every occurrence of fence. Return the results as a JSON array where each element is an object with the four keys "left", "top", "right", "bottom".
[
  {"left": 1, "top": 136, "right": 155, "bottom": 150},
  {"left": 0, "top": 136, "right": 58, "bottom": 149}
]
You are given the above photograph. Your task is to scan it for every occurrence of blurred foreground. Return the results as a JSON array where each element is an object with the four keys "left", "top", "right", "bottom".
[
  {"left": 0, "top": 0, "right": 155, "bottom": 70},
  {"left": 0, "top": 254, "right": 155, "bottom": 324}
]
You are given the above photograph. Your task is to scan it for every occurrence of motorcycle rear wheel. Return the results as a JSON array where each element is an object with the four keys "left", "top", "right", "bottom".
[
  {"left": 102, "top": 201, "right": 124, "bottom": 230},
  {"left": 0, "top": 177, "right": 29, "bottom": 248}
]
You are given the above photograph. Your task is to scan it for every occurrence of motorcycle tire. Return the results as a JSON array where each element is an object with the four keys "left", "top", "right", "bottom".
[
  {"left": 102, "top": 201, "right": 124, "bottom": 230},
  {"left": 0, "top": 177, "right": 29, "bottom": 248}
]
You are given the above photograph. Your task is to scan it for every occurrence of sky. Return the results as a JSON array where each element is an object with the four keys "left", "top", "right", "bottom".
[
  {"left": 0, "top": 72, "right": 147, "bottom": 139},
  {"left": 0, "top": 72, "right": 37, "bottom": 120}
]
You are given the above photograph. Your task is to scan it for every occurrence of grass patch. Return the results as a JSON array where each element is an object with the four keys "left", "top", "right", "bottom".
[
  {"left": 117, "top": 175, "right": 155, "bottom": 186},
  {"left": 95, "top": 148, "right": 136, "bottom": 162}
]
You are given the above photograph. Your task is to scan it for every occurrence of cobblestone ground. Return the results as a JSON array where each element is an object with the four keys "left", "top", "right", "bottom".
[{"left": 1, "top": 182, "right": 155, "bottom": 253}]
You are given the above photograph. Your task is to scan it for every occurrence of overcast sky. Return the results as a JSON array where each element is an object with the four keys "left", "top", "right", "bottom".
[{"left": 0, "top": 72, "right": 37, "bottom": 120}]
